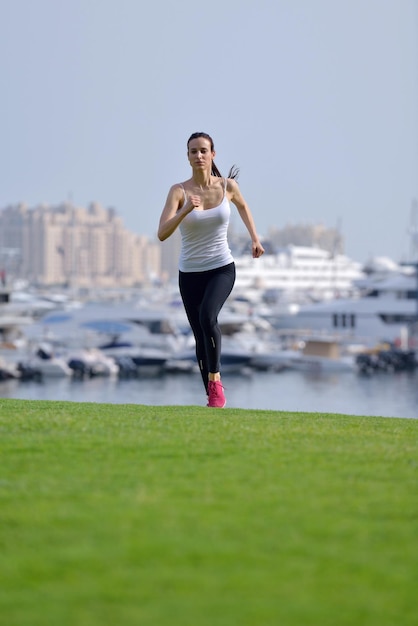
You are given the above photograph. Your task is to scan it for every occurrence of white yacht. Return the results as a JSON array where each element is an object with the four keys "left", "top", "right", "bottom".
[
  {"left": 265, "top": 258, "right": 418, "bottom": 348},
  {"left": 233, "top": 244, "right": 365, "bottom": 301}
]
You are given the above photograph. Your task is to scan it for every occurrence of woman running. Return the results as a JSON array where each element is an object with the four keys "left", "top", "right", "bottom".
[{"left": 158, "top": 132, "right": 264, "bottom": 407}]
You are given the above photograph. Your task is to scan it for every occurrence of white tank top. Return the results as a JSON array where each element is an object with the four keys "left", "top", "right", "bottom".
[{"left": 178, "top": 179, "right": 234, "bottom": 272}]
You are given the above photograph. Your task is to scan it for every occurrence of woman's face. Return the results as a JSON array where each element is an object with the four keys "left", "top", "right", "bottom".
[{"left": 187, "top": 137, "right": 215, "bottom": 170}]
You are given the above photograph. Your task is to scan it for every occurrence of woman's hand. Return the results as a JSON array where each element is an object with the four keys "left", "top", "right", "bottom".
[
  {"left": 252, "top": 240, "right": 265, "bottom": 258},
  {"left": 184, "top": 194, "right": 202, "bottom": 212}
]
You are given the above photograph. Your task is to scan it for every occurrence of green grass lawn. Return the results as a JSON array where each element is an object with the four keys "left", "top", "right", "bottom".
[{"left": 1, "top": 399, "right": 417, "bottom": 626}]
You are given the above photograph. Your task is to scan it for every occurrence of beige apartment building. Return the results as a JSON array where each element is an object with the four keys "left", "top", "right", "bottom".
[{"left": 0, "top": 202, "right": 161, "bottom": 288}]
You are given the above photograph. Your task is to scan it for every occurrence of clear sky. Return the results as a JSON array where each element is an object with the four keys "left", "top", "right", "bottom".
[{"left": 2, "top": 0, "right": 418, "bottom": 263}]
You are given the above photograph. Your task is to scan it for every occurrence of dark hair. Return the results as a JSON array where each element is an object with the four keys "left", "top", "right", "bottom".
[{"left": 187, "top": 132, "right": 239, "bottom": 179}]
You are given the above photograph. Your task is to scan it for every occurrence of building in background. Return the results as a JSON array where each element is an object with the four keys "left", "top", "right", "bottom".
[
  {"left": 159, "top": 230, "right": 181, "bottom": 283},
  {"left": 267, "top": 223, "right": 343, "bottom": 254},
  {"left": 0, "top": 202, "right": 160, "bottom": 288}
]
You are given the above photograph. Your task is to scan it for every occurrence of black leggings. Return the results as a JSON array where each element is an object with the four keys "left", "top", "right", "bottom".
[{"left": 179, "top": 262, "right": 236, "bottom": 393}]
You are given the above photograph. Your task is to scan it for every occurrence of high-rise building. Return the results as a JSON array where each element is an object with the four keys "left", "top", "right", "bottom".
[
  {"left": 159, "top": 230, "right": 181, "bottom": 283},
  {"left": 267, "top": 223, "right": 343, "bottom": 254},
  {"left": 0, "top": 201, "right": 160, "bottom": 287}
]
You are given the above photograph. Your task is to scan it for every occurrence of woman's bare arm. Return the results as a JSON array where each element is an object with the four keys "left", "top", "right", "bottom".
[
  {"left": 228, "top": 179, "right": 265, "bottom": 258},
  {"left": 158, "top": 185, "right": 197, "bottom": 241}
]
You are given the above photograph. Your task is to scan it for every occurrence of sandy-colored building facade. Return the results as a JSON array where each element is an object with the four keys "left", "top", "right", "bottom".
[{"left": 0, "top": 202, "right": 160, "bottom": 288}]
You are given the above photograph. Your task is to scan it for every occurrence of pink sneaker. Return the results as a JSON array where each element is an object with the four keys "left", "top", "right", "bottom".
[{"left": 207, "top": 380, "right": 226, "bottom": 408}]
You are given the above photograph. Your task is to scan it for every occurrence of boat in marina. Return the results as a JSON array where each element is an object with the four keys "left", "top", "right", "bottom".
[
  {"left": 266, "top": 335, "right": 357, "bottom": 373},
  {"left": 0, "top": 355, "right": 21, "bottom": 380},
  {"left": 30, "top": 354, "right": 74, "bottom": 378},
  {"left": 16, "top": 301, "right": 188, "bottom": 376},
  {"left": 265, "top": 259, "right": 418, "bottom": 348},
  {"left": 233, "top": 244, "right": 365, "bottom": 301}
]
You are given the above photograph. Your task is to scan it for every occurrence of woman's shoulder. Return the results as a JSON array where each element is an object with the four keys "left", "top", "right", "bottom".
[
  {"left": 225, "top": 177, "right": 240, "bottom": 193},
  {"left": 169, "top": 182, "right": 187, "bottom": 196}
]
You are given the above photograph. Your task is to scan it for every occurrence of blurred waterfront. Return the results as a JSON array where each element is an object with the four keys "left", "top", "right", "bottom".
[{"left": 1, "top": 368, "right": 417, "bottom": 419}]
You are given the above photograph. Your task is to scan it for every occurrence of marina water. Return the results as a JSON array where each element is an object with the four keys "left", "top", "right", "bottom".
[{"left": 1, "top": 368, "right": 417, "bottom": 419}]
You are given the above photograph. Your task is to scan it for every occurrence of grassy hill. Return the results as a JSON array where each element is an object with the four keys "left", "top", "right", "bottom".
[{"left": 1, "top": 399, "right": 417, "bottom": 625}]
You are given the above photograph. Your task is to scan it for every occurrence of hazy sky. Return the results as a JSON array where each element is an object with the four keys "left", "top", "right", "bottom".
[{"left": 2, "top": 0, "right": 418, "bottom": 263}]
